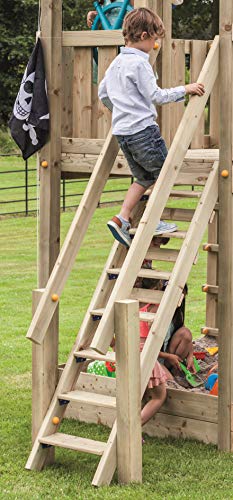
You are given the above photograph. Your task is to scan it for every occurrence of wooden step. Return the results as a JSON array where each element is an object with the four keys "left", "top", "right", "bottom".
[
  {"left": 39, "top": 433, "right": 106, "bottom": 455},
  {"left": 129, "top": 228, "right": 187, "bottom": 239},
  {"left": 131, "top": 288, "right": 163, "bottom": 304},
  {"left": 107, "top": 267, "right": 171, "bottom": 281},
  {"left": 58, "top": 390, "right": 116, "bottom": 409},
  {"left": 146, "top": 247, "right": 179, "bottom": 262},
  {"left": 74, "top": 349, "right": 115, "bottom": 363},
  {"left": 169, "top": 189, "right": 202, "bottom": 199},
  {"left": 162, "top": 207, "right": 195, "bottom": 222},
  {"left": 184, "top": 148, "right": 219, "bottom": 161},
  {"left": 90, "top": 308, "right": 157, "bottom": 323}
]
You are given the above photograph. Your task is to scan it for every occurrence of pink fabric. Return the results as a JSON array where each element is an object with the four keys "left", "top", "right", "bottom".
[
  {"left": 139, "top": 303, "right": 151, "bottom": 338},
  {"left": 139, "top": 305, "right": 168, "bottom": 387}
]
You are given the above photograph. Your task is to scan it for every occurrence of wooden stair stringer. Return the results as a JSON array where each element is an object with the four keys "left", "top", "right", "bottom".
[
  {"left": 26, "top": 130, "right": 120, "bottom": 345},
  {"left": 91, "top": 36, "right": 219, "bottom": 355},
  {"left": 92, "top": 160, "right": 219, "bottom": 487}
]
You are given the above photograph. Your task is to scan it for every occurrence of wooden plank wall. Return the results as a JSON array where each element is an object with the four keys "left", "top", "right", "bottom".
[{"left": 61, "top": 36, "right": 219, "bottom": 147}]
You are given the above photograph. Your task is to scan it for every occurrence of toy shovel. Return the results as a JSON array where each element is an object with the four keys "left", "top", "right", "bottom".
[{"left": 179, "top": 361, "right": 204, "bottom": 387}]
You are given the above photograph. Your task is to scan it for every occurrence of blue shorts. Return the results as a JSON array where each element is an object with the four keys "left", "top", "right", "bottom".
[{"left": 116, "top": 125, "right": 168, "bottom": 188}]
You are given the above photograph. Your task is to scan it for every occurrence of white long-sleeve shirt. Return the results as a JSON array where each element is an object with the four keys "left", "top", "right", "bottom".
[{"left": 98, "top": 46, "right": 185, "bottom": 135}]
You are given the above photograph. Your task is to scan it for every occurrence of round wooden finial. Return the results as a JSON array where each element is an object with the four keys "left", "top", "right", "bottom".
[
  {"left": 154, "top": 42, "right": 159, "bottom": 50},
  {"left": 203, "top": 285, "right": 209, "bottom": 292},
  {"left": 41, "top": 160, "right": 48, "bottom": 168},
  {"left": 52, "top": 416, "right": 60, "bottom": 425},
  {"left": 204, "top": 244, "right": 211, "bottom": 252},
  {"left": 203, "top": 327, "right": 209, "bottom": 335},
  {"left": 221, "top": 169, "right": 229, "bottom": 178},
  {"left": 51, "top": 293, "right": 59, "bottom": 302}
]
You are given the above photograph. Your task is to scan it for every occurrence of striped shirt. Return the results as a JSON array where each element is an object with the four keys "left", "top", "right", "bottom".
[{"left": 98, "top": 46, "right": 185, "bottom": 135}]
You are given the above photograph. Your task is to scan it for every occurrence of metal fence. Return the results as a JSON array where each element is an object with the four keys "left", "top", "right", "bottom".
[{"left": 0, "top": 154, "right": 130, "bottom": 217}]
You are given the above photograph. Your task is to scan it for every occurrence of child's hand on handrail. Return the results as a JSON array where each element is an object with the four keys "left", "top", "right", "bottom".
[{"left": 185, "top": 83, "right": 205, "bottom": 96}]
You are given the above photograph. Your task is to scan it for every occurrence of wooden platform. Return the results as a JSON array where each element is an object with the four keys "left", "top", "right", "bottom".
[{"left": 61, "top": 145, "right": 219, "bottom": 185}]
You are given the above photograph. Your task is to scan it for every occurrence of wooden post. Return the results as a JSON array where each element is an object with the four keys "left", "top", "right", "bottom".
[
  {"left": 218, "top": 0, "right": 233, "bottom": 451},
  {"left": 190, "top": 41, "right": 207, "bottom": 148},
  {"left": 32, "top": 0, "right": 62, "bottom": 455},
  {"left": 32, "top": 290, "right": 58, "bottom": 447},
  {"left": 160, "top": 0, "right": 172, "bottom": 147},
  {"left": 115, "top": 300, "right": 142, "bottom": 484}
]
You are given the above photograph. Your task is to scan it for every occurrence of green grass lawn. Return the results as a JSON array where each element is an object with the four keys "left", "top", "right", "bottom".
[
  {"left": 1, "top": 198, "right": 233, "bottom": 499},
  {"left": 0, "top": 155, "right": 132, "bottom": 217}
]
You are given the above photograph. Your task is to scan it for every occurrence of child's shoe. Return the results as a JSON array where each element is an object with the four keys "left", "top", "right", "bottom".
[
  {"left": 107, "top": 216, "right": 131, "bottom": 247},
  {"left": 154, "top": 220, "right": 177, "bottom": 235}
]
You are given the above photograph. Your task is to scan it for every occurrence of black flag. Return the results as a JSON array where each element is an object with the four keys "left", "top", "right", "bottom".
[{"left": 9, "top": 38, "right": 49, "bottom": 160}]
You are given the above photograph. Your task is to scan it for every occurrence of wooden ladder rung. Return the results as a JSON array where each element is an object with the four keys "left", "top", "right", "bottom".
[
  {"left": 90, "top": 308, "right": 157, "bottom": 323},
  {"left": 74, "top": 349, "right": 115, "bottom": 363},
  {"left": 203, "top": 243, "right": 219, "bottom": 253},
  {"left": 58, "top": 390, "right": 116, "bottom": 409},
  {"left": 202, "top": 284, "right": 219, "bottom": 294},
  {"left": 201, "top": 326, "right": 219, "bottom": 337},
  {"left": 39, "top": 433, "right": 106, "bottom": 455},
  {"left": 107, "top": 267, "right": 171, "bottom": 281}
]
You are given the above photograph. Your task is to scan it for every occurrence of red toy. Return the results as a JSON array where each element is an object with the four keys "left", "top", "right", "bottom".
[{"left": 193, "top": 351, "right": 206, "bottom": 360}]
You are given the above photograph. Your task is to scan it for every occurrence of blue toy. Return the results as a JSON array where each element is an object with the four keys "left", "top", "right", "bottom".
[
  {"left": 91, "top": 0, "right": 133, "bottom": 31},
  {"left": 205, "top": 373, "right": 218, "bottom": 391}
]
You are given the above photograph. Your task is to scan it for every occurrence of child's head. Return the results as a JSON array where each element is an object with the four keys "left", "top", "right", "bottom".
[{"left": 122, "top": 8, "right": 165, "bottom": 46}]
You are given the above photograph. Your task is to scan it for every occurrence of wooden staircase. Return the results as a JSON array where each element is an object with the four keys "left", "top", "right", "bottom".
[{"left": 25, "top": 37, "right": 219, "bottom": 486}]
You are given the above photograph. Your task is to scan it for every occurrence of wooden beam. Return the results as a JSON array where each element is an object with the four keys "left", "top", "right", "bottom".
[
  {"left": 115, "top": 300, "right": 142, "bottom": 484},
  {"left": 218, "top": 0, "right": 233, "bottom": 451},
  {"left": 62, "top": 30, "right": 124, "bottom": 47}
]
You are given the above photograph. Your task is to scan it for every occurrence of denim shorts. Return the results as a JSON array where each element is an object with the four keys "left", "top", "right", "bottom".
[{"left": 116, "top": 125, "right": 168, "bottom": 188}]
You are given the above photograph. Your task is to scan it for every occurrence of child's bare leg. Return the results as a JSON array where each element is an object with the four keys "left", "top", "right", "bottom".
[
  {"left": 141, "top": 383, "right": 166, "bottom": 426},
  {"left": 119, "top": 182, "right": 146, "bottom": 221},
  {"left": 168, "top": 326, "right": 193, "bottom": 360}
]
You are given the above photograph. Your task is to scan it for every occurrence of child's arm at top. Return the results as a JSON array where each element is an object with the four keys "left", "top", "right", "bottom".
[
  {"left": 137, "top": 63, "right": 205, "bottom": 106},
  {"left": 98, "top": 76, "right": 113, "bottom": 111}
]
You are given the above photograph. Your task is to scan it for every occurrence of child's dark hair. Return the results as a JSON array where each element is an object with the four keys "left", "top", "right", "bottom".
[{"left": 122, "top": 8, "right": 165, "bottom": 44}]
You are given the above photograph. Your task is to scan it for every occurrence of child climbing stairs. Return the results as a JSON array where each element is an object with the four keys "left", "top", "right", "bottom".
[{"left": 25, "top": 37, "right": 219, "bottom": 486}]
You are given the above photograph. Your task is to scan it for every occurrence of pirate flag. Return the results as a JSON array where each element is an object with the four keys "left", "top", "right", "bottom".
[{"left": 9, "top": 38, "right": 49, "bottom": 160}]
